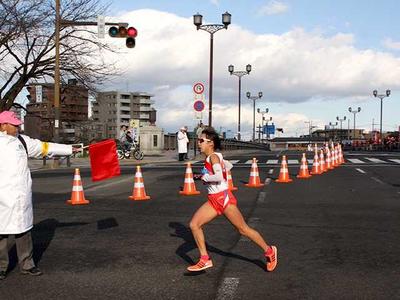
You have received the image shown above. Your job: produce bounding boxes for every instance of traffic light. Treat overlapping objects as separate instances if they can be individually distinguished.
[108,26,138,48]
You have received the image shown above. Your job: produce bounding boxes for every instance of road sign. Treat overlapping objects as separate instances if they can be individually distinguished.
[193,82,204,94]
[193,100,205,112]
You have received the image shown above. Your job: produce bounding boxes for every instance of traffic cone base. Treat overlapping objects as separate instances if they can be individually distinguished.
[180,163,201,195]
[246,158,264,187]
[129,166,151,201]
[67,168,89,205]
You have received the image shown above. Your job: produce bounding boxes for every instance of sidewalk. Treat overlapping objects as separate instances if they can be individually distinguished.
[28,149,263,171]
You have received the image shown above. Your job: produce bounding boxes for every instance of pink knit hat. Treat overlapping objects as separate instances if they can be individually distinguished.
[0,111,23,125]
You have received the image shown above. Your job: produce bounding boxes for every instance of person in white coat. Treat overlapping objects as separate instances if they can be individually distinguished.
[0,111,78,280]
[177,127,189,161]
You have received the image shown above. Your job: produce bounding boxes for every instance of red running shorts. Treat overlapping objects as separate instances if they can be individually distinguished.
[207,190,237,215]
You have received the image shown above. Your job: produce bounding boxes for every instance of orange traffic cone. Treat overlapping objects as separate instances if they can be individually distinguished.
[129,166,150,200]
[67,168,89,205]
[245,158,264,187]
[331,145,337,167]
[319,149,326,172]
[276,155,293,183]
[326,148,333,170]
[179,163,201,195]
[297,153,311,179]
[227,170,238,191]
[310,151,322,175]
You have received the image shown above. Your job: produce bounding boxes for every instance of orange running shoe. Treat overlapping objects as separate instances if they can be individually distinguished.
[187,259,213,272]
[265,246,278,272]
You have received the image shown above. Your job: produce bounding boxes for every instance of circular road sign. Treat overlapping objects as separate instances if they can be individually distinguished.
[193,82,205,94]
[193,100,205,112]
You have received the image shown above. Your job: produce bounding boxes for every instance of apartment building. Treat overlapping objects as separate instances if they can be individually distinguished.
[92,91,156,139]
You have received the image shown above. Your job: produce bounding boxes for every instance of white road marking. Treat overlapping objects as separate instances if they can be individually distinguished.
[287,160,299,164]
[244,160,253,164]
[389,159,400,164]
[229,160,240,164]
[356,168,366,174]
[307,159,314,164]
[266,159,278,164]
[365,157,387,163]
[371,177,384,184]
[347,159,365,164]
[216,278,240,300]
[268,169,274,174]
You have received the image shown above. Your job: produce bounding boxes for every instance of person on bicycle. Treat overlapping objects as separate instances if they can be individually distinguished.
[119,125,132,152]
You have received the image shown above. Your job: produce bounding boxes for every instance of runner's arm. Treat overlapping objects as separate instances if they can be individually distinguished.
[202,154,223,182]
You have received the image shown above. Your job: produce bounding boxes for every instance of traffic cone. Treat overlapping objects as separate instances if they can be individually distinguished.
[326,148,333,170]
[310,151,322,175]
[179,163,201,195]
[276,155,293,183]
[331,145,337,167]
[67,168,89,205]
[129,166,150,200]
[245,158,264,187]
[227,170,238,191]
[319,149,326,172]
[297,153,311,179]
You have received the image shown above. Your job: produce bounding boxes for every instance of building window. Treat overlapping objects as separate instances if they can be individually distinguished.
[153,135,158,147]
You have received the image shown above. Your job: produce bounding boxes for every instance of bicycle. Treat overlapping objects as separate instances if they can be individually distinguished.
[117,140,144,160]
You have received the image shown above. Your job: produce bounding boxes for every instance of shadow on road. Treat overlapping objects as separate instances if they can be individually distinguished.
[169,222,265,272]
[6,218,89,272]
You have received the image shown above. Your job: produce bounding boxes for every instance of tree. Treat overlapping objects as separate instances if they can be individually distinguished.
[0,0,117,112]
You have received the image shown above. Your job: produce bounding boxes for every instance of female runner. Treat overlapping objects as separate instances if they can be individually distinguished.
[187,127,277,272]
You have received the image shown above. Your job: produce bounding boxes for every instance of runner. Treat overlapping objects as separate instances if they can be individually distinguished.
[187,126,277,272]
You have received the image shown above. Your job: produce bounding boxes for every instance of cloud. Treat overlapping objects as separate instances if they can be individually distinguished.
[98,9,400,136]
[210,0,219,6]
[383,38,400,50]
[259,1,289,16]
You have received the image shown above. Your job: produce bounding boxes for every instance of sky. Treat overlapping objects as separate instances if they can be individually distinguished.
[95,0,400,139]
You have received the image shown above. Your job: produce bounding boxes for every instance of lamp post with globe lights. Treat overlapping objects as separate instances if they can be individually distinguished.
[193,12,231,127]
[348,107,361,140]
[246,91,263,141]
[372,89,391,145]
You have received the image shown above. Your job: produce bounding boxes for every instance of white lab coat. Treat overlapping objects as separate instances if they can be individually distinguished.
[177,131,189,154]
[0,132,72,234]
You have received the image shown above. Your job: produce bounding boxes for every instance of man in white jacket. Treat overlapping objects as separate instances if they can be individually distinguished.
[0,111,78,280]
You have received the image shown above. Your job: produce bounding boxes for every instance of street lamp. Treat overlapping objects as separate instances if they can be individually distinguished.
[372,89,391,145]
[194,12,231,127]
[246,91,263,141]
[329,121,338,142]
[348,107,361,140]
[257,107,269,142]
[336,115,346,142]
[228,64,251,140]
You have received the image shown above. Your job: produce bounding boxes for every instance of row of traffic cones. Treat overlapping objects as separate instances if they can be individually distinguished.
[65,142,344,204]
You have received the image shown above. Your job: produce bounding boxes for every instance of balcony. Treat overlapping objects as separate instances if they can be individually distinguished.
[119,114,131,119]
[139,106,153,112]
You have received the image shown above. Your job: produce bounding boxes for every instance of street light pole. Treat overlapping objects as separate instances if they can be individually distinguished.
[228,64,251,140]
[336,116,346,143]
[372,89,391,145]
[348,107,361,140]
[329,121,338,142]
[54,0,61,142]
[194,12,231,127]
[246,91,263,141]
[257,108,269,142]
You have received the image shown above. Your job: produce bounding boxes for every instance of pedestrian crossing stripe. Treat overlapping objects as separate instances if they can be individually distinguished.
[266,160,278,164]
[229,160,240,164]
[389,159,400,164]
[287,160,298,164]
[365,157,386,163]
[347,159,365,164]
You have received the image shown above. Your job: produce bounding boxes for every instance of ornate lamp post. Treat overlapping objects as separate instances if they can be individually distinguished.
[193,12,231,127]
[348,107,361,140]
[228,64,251,140]
[372,89,391,145]
[246,91,263,141]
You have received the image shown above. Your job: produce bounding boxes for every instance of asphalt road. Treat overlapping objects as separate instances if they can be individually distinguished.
[1,150,399,299]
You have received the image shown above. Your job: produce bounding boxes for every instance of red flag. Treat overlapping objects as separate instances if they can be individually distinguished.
[88,139,120,181]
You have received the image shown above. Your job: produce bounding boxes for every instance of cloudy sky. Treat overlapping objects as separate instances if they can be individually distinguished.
[99,0,400,139]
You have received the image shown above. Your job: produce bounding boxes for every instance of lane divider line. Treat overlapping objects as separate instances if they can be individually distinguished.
[356,168,366,174]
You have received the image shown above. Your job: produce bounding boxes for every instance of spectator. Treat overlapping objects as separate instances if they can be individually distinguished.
[0,111,79,280]
[177,127,189,161]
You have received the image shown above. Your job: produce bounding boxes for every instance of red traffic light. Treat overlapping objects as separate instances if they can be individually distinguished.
[127,27,138,38]
[126,37,136,48]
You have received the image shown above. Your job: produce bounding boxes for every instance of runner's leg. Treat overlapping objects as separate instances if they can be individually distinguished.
[223,204,269,252]
[189,201,218,256]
